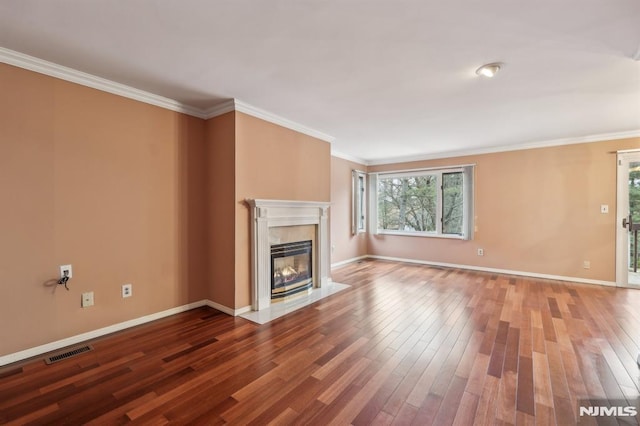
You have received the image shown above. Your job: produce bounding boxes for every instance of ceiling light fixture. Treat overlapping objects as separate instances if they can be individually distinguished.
[475,62,502,78]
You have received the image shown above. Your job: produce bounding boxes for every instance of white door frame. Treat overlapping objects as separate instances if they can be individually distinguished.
[616,151,640,287]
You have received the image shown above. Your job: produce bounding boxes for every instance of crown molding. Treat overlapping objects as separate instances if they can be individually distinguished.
[0,47,207,118]
[235,100,335,143]
[365,130,640,166]
[0,47,336,143]
[203,99,236,118]
[204,99,336,143]
[331,150,367,165]
[3,47,636,159]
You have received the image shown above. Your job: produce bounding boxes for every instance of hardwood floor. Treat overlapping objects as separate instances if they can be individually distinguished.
[2,259,640,425]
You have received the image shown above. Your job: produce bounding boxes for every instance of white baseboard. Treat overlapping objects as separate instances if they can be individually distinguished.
[0,298,253,367]
[331,255,369,269]
[205,300,251,316]
[235,305,252,315]
[0,256,615,367]
[367,255,617,287]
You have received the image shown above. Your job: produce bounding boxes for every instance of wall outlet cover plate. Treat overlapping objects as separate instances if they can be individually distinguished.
[60,264,73,278]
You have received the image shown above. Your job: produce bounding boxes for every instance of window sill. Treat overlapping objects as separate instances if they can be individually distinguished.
[376,230,466,240]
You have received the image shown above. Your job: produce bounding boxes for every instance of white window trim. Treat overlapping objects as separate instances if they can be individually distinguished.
[352,170,367,235]
[369,173,378,235]
[377,230,466,239]
[370,164,475,240]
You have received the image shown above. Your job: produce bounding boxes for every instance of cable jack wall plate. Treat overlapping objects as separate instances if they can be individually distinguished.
[81,292,94,308]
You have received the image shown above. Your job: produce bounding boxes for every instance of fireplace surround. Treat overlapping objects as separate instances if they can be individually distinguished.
[247,199,330,311]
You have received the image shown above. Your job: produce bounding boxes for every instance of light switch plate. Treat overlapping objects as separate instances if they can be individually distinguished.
[600,204,609,213]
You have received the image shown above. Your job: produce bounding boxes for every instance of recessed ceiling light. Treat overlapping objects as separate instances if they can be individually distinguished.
[475,63,502,78]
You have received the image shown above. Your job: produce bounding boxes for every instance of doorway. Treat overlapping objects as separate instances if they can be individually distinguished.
[616,151,640,287]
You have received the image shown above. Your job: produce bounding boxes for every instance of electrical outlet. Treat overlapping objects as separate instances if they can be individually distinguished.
[583,260,591,269]
[122,284,132,298]
[477,248,484,256]
[81,292,94,307]
[59,264,73,279]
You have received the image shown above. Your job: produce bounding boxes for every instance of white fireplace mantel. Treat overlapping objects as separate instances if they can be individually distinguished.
[247,199,331,311]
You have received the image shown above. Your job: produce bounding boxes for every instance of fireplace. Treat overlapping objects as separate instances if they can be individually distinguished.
[247,199,330,311]
[271,240,312,300]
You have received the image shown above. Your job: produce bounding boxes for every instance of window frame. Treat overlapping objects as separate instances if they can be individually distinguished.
[371,165,474,240]
[352,170,367,235]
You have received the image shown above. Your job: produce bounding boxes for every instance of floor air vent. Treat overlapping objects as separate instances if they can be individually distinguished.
[44,344,93,365]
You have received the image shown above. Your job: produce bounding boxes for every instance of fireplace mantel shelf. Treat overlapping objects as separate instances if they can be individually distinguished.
[247,199,331,311]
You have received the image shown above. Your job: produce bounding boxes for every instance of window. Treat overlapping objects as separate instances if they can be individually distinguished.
[442,172,464,235]
[371,166,474,239]
[352,170,366,234]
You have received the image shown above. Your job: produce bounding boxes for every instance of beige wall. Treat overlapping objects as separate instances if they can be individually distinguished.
[0,64,330,356]
[0,63,207,356]
[235,112,331,308]
[330,156,368,264]
[204,112,236,308]
[368,138,640,282]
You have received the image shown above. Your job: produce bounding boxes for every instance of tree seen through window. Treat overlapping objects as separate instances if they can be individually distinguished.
[378,171,465,235]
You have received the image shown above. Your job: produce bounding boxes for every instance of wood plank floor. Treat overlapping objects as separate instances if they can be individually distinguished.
[2,259,640,425]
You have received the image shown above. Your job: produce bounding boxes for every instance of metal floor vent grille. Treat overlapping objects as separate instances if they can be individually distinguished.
[44,344,93,365]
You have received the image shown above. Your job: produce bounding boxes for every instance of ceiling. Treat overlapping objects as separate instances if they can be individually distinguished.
[1,0,639,164]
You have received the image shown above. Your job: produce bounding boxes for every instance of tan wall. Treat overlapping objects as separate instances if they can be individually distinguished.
[234,112,331,308]
[330,156,368,264]
[0,64,207,356]
[204,112,236,308]
[368,137,640,281]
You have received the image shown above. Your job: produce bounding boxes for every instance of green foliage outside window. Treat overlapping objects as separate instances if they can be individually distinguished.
[377,171,464,235]
[378,175,437,232]
[442,172,464,235]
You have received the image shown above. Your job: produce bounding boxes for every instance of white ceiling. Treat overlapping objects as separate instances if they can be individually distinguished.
[1,0,639,163]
